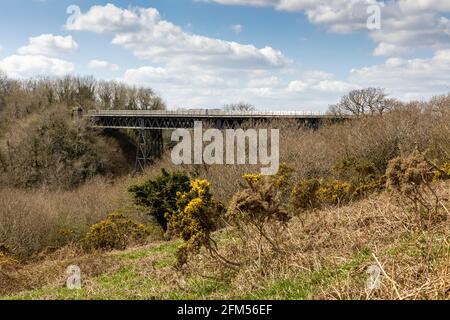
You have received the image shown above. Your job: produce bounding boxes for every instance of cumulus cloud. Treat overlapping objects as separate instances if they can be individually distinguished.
[206,0,450,56]
[288,70,357,93]
[88,59,120,71]
[66,4,289,69]
[53,2,450,109]
[0,55,74,78]
[119,63,356,109]
[350,49,450,99]
[17,34,78,57]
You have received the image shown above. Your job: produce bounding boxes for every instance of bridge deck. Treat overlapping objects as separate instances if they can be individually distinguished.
[85,110,347,130]
[86,110,336,118]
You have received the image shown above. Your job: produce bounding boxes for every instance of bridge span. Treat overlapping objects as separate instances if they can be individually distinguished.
[84,109,347,170]
[85,109,342,130]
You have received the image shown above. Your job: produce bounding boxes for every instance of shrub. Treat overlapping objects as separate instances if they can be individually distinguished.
[227,174,291,267]
[334,157,379,182]
[434,162,450,181]
[386,150,441,218]
[291,179,321,211]
[83,212,149,251]
[0,251,19,270]
[128,169,191,230]
[317,180,352,206]
[351,175,386,199]
[166,179,226,268]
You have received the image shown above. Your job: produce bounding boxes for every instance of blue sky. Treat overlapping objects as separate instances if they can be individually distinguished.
[1,0,450,110]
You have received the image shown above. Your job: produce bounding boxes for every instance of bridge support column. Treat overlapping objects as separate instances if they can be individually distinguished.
[135,129,163,171]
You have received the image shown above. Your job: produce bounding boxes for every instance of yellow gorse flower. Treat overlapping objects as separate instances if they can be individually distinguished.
[190,179,210,197]
[242,174,262,184]
[184,197,204,215]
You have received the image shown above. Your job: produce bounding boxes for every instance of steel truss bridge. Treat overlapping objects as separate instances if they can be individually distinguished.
[85,109,346,170]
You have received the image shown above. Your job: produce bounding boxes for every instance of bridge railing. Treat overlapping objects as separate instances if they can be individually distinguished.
[86,109,331,117]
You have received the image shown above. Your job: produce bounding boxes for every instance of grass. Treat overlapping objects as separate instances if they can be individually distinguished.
[1,181,449,300]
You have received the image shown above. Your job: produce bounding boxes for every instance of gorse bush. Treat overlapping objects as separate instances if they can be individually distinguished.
[128,169,191,230]
[317,180,352,206]
[227,174,290,267]
[434,162,450,181]
[291,179,321,211]
[291,178,355,211]
[83,212,149,251]
[351,175,386,199]
[386,149,442,219]
[166,179,226,268]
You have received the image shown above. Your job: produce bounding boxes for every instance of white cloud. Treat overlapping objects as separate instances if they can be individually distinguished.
[288,70,357,93]
[206,0,450,56]
[0,55,74,78]
[350,49,450,99]
[17,34,78,57]
[88,59,120,71]
[66,4,289,69]
[120,63,355,109]
[230,24,243,33]
[56,2,450,110]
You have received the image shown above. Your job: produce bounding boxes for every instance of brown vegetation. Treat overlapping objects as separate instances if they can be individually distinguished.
[0,84,449,300]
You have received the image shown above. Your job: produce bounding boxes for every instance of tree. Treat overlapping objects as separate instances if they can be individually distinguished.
[223,102,255,112]
[128,169,191,230]
[328,88,394,116]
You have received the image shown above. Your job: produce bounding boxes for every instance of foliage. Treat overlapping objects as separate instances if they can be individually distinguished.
[166,179,225,268]
[434,162,450,181]
[386,149,441,218]
[227,174,291,267]
[291,178,354,212]
[317,180,352,206]
[291,179,321,210]
[83,212,149,251]
[0,251,19,270]
[334,157,379,182]
[0,73,166,189]
[351,176,386,199]
[128,169,191,230]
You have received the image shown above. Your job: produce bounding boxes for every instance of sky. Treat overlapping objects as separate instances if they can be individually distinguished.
[0,0,450,111]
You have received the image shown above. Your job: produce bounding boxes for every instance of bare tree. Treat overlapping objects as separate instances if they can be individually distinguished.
[328,88,394,116]
[223,102,255,112]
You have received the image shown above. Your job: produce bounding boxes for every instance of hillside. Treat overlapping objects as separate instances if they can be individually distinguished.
[1,180,449,300]
[1,82,449,300]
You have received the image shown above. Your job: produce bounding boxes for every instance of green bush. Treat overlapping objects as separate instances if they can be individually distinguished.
[83,212,149,251]
[128,169,191,230]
